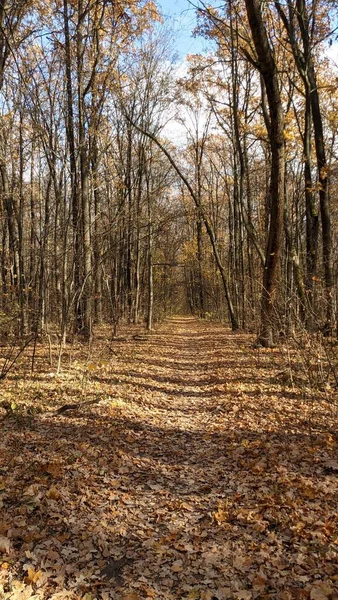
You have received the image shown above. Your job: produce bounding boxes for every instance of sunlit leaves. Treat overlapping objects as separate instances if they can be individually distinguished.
[1,318,338,599]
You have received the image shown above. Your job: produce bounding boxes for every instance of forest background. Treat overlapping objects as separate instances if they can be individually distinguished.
[1,3,338,598]
[0,0,338,349]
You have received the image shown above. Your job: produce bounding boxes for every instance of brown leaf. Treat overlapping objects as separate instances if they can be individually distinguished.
[310,583,333,600]
[0,536,13,554]
[172,560,183,573]
[235,592,252,600]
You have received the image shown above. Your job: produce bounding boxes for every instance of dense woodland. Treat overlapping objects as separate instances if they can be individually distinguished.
[0,0,337,347]
[2,3,338,598]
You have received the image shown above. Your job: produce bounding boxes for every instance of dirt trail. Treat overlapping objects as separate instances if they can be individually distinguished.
[1,317,338,600]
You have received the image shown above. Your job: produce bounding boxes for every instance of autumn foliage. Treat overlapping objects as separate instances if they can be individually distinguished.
[1,318,338,599]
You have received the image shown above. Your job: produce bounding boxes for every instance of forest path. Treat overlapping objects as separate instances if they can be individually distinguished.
[1,318,338,600]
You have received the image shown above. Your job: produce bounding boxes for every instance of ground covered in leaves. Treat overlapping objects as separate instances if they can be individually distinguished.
[1,317,338,600]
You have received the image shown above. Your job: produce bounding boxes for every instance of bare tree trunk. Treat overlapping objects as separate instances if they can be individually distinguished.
[0,141,20,310]
[303,92,319,328]
[245,0,285,347]
[147,178,153,331]
[196,213,204,317]
[18,106,27,334]
[307,63,333,332]
[133,148,143,324]
[296,0,333,331]
[275,0,333,331]
[63,0,80,334]
[77,0,92,338]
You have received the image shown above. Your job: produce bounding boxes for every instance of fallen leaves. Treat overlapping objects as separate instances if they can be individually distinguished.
[0,536,13,554]
[171,560,183,573]
[309,582,335,600]
[0,318,338,599]
[23,566,44,585]
[212,501,230,525]
[235,592,252,600]
[5,580,36,600]
[45,485,62,500]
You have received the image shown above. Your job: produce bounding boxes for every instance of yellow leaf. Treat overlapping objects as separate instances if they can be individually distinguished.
[98,360,109,367]
[10,580,25,593]
[26,567,43,584]
[213,503,229,524]
[46,486,61,500]
[122,594,139,600]
[302,485,315,499]
[143,588,157,598]
[187,590,200,600]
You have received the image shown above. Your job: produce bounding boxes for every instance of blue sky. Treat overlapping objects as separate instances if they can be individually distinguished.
[156,1,338,65]
[157,0,209,58]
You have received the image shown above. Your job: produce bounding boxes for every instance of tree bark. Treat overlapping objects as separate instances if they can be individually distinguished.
[275,0,333,331]
[63,0,81,333]
[244,0,285,346]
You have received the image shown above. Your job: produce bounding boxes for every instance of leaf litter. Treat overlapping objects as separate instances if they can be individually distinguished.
[0,317,338,600]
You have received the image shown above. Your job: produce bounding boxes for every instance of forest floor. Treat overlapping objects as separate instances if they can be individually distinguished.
[0,317,338,600]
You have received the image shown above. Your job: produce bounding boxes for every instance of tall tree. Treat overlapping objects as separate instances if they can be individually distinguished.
[243,0,285,346]
[0,1,34,334]
[275,0,334,331]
